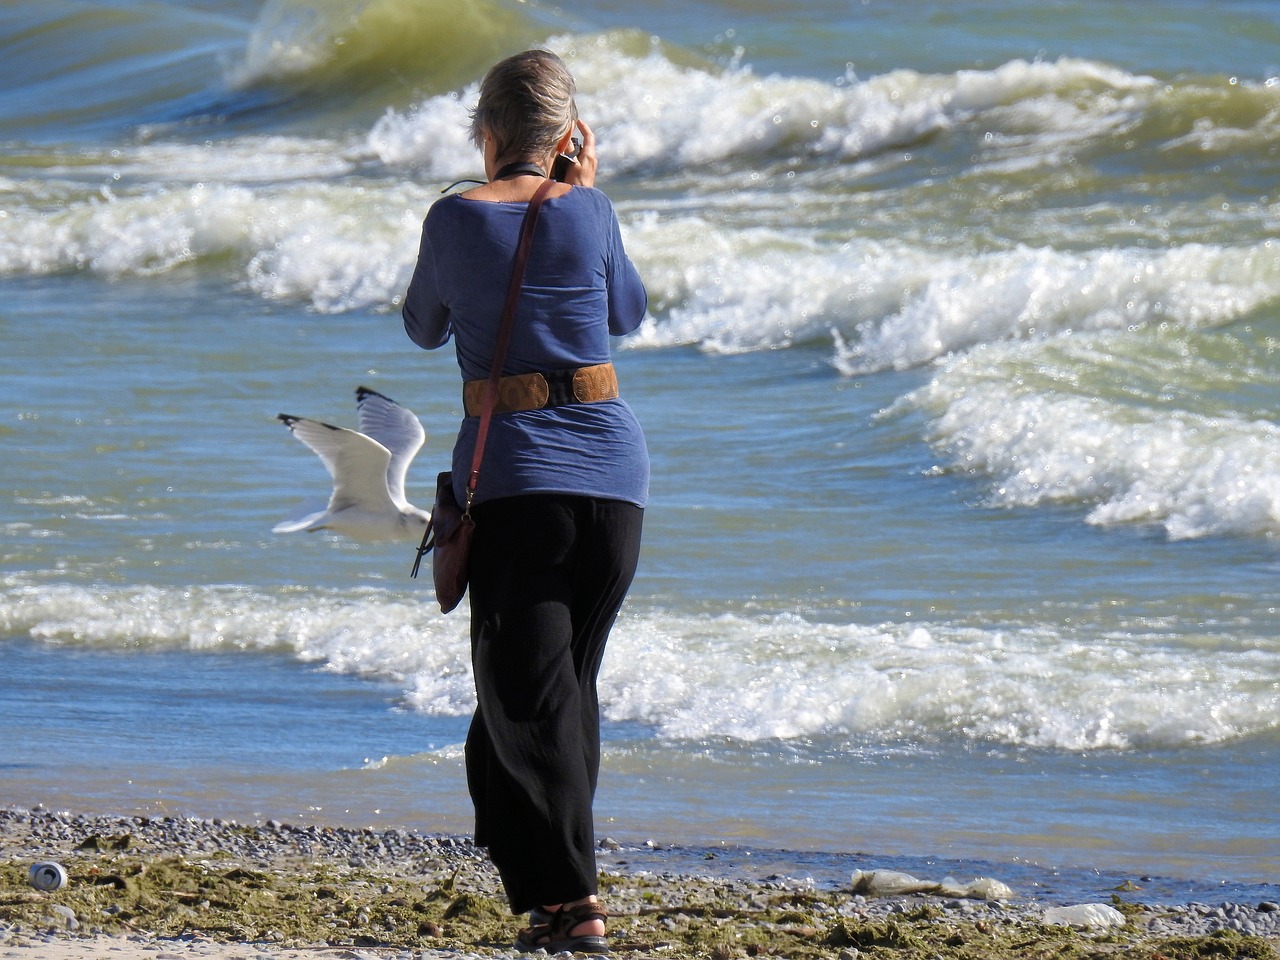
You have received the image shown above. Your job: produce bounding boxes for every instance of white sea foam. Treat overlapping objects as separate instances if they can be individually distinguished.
[0,579,476,705]
[368,40,1170,174]
[4,579,1276,751]
[832,240,1280,372]
[366,94,476,173]
[0,173,433,312]
[899,333,1280,539]
[623,217,1280,365]
[4,42,1274,331]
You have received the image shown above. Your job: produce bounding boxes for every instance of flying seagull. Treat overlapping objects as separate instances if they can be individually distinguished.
[274,386,431,542]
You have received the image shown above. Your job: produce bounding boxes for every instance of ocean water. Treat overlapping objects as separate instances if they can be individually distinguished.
[3,0,1279,906]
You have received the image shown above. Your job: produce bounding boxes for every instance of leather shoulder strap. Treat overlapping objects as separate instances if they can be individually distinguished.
[465,178,556,506]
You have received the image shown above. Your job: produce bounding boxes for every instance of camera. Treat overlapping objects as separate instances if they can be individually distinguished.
[552,137,582,181]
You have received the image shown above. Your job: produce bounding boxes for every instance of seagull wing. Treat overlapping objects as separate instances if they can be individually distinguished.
[277,414,396,514]
[354,386,426,506]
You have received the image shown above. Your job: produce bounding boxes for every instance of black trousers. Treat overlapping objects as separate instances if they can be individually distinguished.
[464,494,643,913]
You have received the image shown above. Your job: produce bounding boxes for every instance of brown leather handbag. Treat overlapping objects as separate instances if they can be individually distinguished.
[411,178,554,613]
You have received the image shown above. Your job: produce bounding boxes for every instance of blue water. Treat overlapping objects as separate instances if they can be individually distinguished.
[2,0,1279,903]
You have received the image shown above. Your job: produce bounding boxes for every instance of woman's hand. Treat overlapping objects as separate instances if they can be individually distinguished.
[562,119,597,188]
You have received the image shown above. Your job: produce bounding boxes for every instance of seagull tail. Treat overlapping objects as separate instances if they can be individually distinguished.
[272,505,331,534]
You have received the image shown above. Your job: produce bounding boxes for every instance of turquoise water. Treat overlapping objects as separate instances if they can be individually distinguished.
[2,0,1278,898]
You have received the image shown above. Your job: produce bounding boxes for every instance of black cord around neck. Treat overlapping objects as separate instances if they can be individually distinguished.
[493,161,547,181]
[440,161,548,195]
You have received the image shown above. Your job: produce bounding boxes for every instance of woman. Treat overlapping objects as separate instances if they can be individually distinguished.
[401,49,648,954]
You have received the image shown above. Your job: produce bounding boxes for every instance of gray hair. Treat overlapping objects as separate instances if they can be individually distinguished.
[469,49,578,163]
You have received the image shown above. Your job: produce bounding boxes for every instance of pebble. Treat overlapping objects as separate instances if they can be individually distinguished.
[1042,903,1126,930]
[45,905,78,931]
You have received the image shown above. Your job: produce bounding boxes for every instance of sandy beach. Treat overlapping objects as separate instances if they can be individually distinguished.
[2,807,1277,960]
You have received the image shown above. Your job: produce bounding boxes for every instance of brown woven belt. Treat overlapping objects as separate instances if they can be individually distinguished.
[463,362,619,417]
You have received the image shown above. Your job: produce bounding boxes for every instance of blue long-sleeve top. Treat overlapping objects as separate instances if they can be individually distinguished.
[402,185,650,508]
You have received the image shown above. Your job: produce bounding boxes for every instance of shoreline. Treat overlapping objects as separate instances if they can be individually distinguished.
[2,807,1277,959]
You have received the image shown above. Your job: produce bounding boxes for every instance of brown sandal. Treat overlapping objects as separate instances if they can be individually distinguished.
[515,901,609,954]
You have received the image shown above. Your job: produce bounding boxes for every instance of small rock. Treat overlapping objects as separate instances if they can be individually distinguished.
[1042,903,1126,931]
[47,905,78,931]
[940,876,1015,902]
[851,869,937,896]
